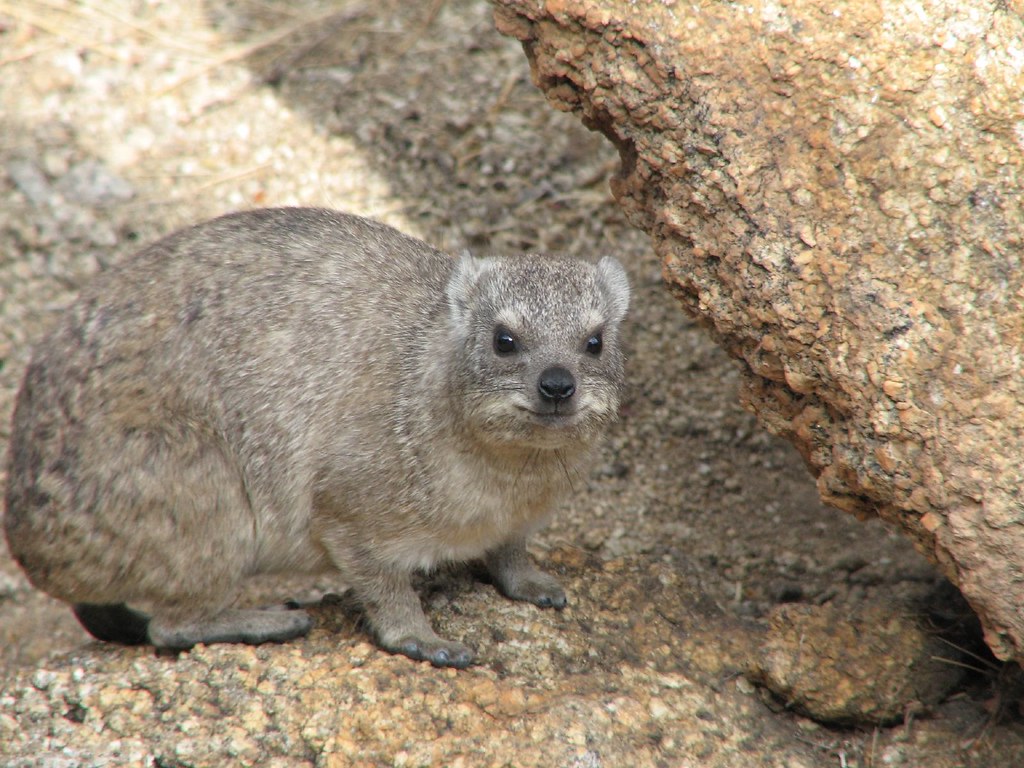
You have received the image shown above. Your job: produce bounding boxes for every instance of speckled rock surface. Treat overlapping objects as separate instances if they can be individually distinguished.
[1,552,815,767]
[493,0,1024,663]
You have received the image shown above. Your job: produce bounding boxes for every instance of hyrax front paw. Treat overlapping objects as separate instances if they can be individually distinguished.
[381,634,475,668]
[485,540,568,610]
[356,571,476,668]
[502,571,568,610]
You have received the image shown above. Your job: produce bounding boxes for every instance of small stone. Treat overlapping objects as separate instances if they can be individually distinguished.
[55,159,135,206]
[796,224,817,247]
[6,158,53,206]
[31,669,56,691]
[748,602,964,724]
[928,106,948,128]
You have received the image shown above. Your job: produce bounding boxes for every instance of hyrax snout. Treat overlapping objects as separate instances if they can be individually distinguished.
[3,207,630,667]
[538,365,576,403]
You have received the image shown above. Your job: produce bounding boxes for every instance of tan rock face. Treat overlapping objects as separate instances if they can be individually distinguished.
[494,0,1024,661]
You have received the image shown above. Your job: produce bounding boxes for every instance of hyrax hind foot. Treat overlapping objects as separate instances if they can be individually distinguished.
[148,607,313,650]
[74,603,313,649]
[73,603,151,645]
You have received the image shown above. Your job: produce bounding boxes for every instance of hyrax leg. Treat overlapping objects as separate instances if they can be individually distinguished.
[485,538,567,609]
[365,570,475,669]
[43,417,311,650]
[117,425,313,649]
[334,553,474,668]
[73,602,312,649]
[147,607,313,650]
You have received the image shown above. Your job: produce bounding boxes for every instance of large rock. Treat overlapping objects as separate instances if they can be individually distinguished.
[493,0,1024,661]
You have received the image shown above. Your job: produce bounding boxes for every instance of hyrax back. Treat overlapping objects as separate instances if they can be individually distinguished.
[4,207,630,667]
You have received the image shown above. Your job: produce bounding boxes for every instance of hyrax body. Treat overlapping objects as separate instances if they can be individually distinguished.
[4,207,629,667]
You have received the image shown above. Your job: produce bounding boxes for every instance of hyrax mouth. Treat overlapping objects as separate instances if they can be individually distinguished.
[515,405,580,425]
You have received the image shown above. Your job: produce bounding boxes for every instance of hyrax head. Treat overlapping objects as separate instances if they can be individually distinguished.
[445,254,630,449]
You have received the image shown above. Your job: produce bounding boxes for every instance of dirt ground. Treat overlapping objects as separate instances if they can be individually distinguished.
[2,0,1024,765]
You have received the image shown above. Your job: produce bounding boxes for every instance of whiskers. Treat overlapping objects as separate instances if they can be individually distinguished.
[511,447,584,495]
[554,449,582,495]
[466,384,527,396]
[512,448,544,491]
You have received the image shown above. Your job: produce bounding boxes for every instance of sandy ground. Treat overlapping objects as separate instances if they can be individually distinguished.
[2,0,1023,765]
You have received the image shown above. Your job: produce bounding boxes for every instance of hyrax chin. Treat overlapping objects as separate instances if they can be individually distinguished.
[4,207,630,668]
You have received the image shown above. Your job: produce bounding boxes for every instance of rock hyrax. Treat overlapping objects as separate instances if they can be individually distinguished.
[4,207,630,667]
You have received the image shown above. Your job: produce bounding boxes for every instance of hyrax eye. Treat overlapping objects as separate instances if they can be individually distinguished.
[585,332,603,356]
[493,326,519,356]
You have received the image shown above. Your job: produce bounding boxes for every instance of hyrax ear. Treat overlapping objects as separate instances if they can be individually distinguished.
[446,254,489,329]
[596,256,631,323]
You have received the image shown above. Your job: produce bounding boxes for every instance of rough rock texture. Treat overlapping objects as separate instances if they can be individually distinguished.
[493,0,1024,662]
[1,551,819,767]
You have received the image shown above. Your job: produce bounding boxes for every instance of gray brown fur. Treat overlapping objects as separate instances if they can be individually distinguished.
[3,208,630,667]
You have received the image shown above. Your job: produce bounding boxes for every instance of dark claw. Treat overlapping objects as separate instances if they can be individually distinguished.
[389,638,474,668]
[535,592,568,610]
[435,646,473,669]
[398,640,423,659]
[529,590,567,610]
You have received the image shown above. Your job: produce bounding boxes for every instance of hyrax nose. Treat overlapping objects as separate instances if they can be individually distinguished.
[538,366,576,403]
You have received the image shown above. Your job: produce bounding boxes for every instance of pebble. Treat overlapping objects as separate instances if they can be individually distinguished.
[6,158,53,206]
[55,159,135,206]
